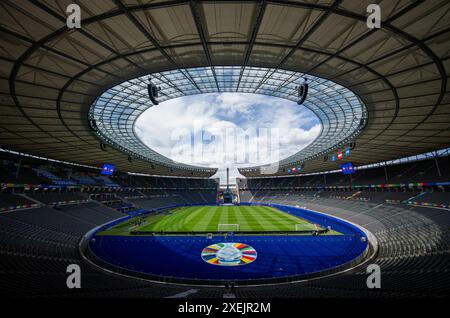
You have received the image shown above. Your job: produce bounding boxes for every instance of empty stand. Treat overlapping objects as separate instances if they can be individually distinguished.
[0,155,449,298]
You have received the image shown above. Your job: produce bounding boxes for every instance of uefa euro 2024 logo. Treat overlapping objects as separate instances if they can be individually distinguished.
[201,242,257,266]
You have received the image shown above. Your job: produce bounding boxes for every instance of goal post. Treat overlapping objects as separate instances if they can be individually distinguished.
[295,223,318,231]
[218,224,239,232]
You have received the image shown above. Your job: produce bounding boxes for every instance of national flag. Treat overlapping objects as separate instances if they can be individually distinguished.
[345,148,351,156]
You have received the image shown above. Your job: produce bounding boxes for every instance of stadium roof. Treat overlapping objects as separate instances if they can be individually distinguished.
[0,0,449,178]
[90,66,366,171]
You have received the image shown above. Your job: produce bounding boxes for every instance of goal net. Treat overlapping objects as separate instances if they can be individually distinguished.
[295,223,318,231]
[218,224,239,232]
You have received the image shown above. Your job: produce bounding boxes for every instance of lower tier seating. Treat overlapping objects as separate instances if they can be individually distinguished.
[0,192,449,298]
[236,191,450,297]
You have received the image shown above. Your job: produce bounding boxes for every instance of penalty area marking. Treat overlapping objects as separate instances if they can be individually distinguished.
[218,224,240,232]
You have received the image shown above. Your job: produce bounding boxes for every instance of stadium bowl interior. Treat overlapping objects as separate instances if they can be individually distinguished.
[0,0,449,298]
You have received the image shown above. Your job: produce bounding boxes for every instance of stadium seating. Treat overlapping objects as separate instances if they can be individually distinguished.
[0,200,228,298]
[0,155,449,297]
[70,175,98,185]
[234,191,450,297]
[0,163,46,184]
[1,185,448,297]
[0,193,36,209]
[240,156,450,189]
[33,167,76,186]
[28,192,88,205]
[129,189,217,210]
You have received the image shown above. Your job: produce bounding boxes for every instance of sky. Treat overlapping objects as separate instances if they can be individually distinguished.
[134,93,321,185]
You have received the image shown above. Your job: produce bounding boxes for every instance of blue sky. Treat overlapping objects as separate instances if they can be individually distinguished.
[135,93,321,184]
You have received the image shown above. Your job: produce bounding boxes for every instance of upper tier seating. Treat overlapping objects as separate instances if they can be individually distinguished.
[70,175,98,185]
[240,156,450,189]
[33,168,75,186]
[93,176,119,187]
[0,164,46,184]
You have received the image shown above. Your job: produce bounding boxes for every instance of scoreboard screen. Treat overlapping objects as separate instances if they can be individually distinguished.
[101,163,115,176]
[341,162,355,175]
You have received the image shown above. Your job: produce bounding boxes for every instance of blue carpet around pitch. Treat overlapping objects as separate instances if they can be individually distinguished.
[89,234,367,281]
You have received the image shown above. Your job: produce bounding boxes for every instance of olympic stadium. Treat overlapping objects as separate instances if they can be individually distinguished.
[0,0,449,300]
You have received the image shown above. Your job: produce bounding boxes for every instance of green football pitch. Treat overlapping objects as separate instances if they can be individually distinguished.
[98,205,340,235]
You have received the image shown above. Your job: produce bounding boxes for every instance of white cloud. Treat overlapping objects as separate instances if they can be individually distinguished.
[135,93,321,184]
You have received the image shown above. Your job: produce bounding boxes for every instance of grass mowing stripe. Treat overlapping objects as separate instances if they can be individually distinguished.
[165,208,184,231]
[244,206,279,230]
[234,206,251,231]
[97,205,340,235]
[253,206,295,231]
[240,206,266,231]
[272,208,314,228]
[144,207,192,231]
[263,206,312,226]
[153,209,180,231]
[151,209,177,231]
[141,214,167,231]
[205,206,222,231]
[184,206,206,231]
[218,206,230,229]
[267,208,304,228]
[228,206,239,226]
[189,207,214,231]
[184,206,207,224]
[267,207,318,231]
[272,208,313,224]
[174,207,202,231]
[188,206,214,231]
